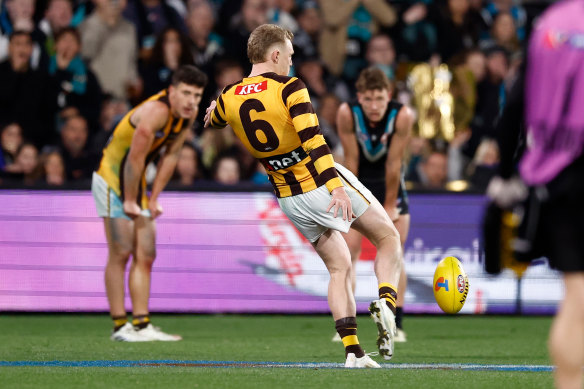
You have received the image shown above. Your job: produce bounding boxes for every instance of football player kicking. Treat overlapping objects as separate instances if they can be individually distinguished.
[204,24,402,367]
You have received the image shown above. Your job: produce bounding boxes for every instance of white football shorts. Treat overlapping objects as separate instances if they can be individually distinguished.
[277,162,375,243]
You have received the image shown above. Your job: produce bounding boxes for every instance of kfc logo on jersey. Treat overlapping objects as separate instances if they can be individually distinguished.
[235,81,267,95]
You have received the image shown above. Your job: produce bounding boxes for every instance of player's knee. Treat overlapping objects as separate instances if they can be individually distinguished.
[373,228,401,253]
[110,242,133,262]
[327,256,352,277]
[138,247,157,265]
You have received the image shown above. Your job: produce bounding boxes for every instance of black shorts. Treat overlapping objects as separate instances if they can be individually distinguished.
[360,177,409,215]
[534,156,584,272]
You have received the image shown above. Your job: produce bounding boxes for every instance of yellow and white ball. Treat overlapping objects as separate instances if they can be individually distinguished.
[433,256,469,314]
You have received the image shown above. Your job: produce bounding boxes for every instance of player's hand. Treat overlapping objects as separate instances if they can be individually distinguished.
[148,199,163,219]
[327,187,356,222]
[203,101,217,128]
[123,201,141,219]
[385,206,400,222]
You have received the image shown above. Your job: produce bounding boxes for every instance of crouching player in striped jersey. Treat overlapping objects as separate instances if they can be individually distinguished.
[92,65,207,342]
[204,24,402,367]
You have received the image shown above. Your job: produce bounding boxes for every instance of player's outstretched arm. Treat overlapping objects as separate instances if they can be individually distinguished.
[384,106,413,221]
[336,102,359,175]
[123,101,168,218]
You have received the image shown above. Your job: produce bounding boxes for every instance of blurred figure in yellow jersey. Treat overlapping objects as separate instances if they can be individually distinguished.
[92,65,207,342]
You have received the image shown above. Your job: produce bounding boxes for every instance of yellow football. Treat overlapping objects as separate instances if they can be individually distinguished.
[433,256,469,314]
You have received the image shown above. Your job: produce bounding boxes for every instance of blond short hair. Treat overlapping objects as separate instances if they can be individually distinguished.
[247,24,294,64]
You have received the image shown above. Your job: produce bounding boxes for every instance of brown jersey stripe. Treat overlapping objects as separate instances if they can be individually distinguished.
[213,107,227,124]
[222,79,241,94]
[157,93,170,106]
[118,150,129,205]
[262,72,292,84]
[290,102,315,118]
[309,144,333,161]
[298,125,320,143]
[318,167,339,185]
[218,95,225,114]
[282,79,305,106]
[267,174,281,197]
[282,170,303,196]
[212,117,226,128]
[305,160,324,187]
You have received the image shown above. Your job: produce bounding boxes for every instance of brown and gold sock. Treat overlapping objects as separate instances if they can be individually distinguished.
[112,315,128,332]
[335,317,365,358]
[379,282,398,315]
[132,315,151,330]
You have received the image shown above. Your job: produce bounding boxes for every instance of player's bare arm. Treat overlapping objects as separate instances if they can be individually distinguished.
[336,102,360,175]
[383,106,413,221]
[123,101,169,218]
[149,120,192,218]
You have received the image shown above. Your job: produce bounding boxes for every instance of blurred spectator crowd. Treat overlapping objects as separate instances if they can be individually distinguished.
[0,0,548,192]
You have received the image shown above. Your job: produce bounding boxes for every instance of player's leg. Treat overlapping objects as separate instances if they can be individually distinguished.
[394,214,410,342]
[103,216,143,340]
[93,172,146,341]
[131,215,181,341]
[343,228,363,294]
[312,229,378,368]
[104,216,134,317]
[549,272,584,389]
[332,228,363,342]
[312,229,354,321]
[351,200,402,294]
[129,215,156,318]
[351,200,402,360]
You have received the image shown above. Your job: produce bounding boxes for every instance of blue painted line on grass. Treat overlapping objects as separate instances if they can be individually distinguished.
[0,360,554,371]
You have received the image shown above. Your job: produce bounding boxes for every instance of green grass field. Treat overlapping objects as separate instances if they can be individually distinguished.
[0,314,554,388]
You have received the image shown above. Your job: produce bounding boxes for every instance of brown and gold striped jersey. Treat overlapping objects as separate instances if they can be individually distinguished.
[210,72,342,198]
[97,90,187,208]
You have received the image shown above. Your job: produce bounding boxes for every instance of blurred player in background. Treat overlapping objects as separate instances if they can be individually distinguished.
[92,65,207,341]
[336,67,413,343]
[488,1,584,387]
[205,24,403,367]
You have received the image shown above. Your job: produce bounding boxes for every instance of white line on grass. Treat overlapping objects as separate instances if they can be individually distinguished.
[0,360,554,371]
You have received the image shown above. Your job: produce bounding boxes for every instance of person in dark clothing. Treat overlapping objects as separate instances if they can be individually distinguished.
[122,0,186,57]
[435,0,481,63]
[222,0,268,73]
[465,44,509,159]
[58,114,98,181]
[48,27,102,136]
[139,26,194,100]
[0,31,56,149]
